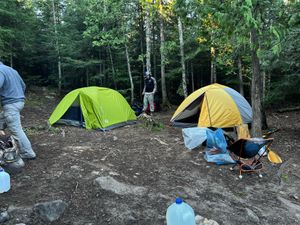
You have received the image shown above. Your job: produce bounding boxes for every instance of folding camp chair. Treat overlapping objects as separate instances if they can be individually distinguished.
[227,138,274,179]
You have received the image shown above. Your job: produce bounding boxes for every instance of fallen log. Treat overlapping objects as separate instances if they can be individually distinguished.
[277,106,300,113]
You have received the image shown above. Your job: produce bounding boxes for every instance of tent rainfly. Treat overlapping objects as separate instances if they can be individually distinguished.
[48,86,136,131]
[170,83,253,128]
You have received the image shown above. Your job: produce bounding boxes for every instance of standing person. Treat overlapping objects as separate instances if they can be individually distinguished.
[0,61,36,160]
[142,71,157,116]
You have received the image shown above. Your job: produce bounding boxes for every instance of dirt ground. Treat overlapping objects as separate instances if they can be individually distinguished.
[0,88,300,225]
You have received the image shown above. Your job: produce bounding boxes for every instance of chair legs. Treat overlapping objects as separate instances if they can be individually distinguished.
[230,159,264,179]
[228,138,273,179]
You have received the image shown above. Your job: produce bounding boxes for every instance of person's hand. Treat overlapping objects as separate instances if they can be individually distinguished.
[0,130,5,136]
[142,92,145,95]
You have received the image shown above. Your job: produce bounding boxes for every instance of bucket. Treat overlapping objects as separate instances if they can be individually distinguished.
[0,167,10,193]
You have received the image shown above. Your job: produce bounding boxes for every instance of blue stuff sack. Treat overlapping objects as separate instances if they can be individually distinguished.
[206,128,227,153]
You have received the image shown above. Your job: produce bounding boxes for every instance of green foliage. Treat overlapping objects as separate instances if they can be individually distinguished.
[138,116,165,131]
[281,173,289,183]
[151,122,165,131]
[24,125,48,136]
[48,126,61,134]
[0,0,298,108]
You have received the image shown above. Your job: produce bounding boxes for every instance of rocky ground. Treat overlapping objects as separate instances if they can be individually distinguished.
[0,88,299,225]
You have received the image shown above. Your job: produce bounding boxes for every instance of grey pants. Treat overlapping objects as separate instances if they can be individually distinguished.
[0,102,35,156]
[143,93,154,112]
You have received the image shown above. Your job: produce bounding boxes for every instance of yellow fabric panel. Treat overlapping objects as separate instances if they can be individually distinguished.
[236,124,251,139]
[198,89,242,127]
[171,83,227,121]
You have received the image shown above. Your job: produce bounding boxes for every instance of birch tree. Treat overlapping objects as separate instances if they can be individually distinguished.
[158,0,170,107]
[144,9,152,74]
[177,16,188,98]
[51,0,62,93]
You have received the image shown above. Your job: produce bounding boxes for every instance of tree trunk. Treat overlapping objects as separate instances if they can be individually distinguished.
[237,56,244,96]
[210,47,216,83]
[145,11,151,74]
[261,70,268,130]
[159,1,170,108]
[9,51,13,67]
[178,17,188,98]
[262,70,266,100]
[267,72,271,94]
[210,60,216,83]
[98,49,102,86]
[108,46,117,89]
[139,4,145,99]
[152,30,157,79]
[58,56,62,89]
[191,63,195,92]
[103,48,107,86]
[52,0,62,93]
[250,28,263,137]
[125,44,134,104]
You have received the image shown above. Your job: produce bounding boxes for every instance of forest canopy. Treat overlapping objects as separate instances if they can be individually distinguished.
[0,0,299,108]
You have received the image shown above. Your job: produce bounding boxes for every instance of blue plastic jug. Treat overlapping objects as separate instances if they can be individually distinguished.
[0,167,10,193]
[166,198,196,225]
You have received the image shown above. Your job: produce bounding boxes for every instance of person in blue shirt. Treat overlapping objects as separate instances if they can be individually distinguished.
[142,71,157,116]
[0,61,36,160]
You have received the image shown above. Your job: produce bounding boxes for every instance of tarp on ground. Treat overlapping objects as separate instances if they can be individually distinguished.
[182,127,208,150]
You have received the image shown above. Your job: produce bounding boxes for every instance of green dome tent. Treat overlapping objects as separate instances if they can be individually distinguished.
[48,87,136,131]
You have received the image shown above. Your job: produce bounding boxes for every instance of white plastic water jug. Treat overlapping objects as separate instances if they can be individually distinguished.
[166,198,196,225]
[0,167,10,193]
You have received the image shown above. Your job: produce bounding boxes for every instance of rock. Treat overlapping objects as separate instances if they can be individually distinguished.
[245,208,260,224]
[195,215,205,224]
[124,215,137,225]
[0,211,10,223]
[277,196,300,215]
[203,218,219,225]
[33,200,68,222]
[291,195,299,200]
[7,205,32,223]
[94,176,147,196]
[195,215,219,225]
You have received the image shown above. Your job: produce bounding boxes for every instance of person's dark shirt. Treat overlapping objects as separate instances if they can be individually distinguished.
[144,77,156,93]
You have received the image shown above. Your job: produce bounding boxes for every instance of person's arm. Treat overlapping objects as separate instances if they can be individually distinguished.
[142,83,146,95]
[152,77,157,94]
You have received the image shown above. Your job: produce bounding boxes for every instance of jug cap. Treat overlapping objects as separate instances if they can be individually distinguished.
[0,168,4,172]
[175,198,183,204]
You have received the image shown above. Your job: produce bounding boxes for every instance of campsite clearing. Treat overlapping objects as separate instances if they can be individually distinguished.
[0,88,300,225]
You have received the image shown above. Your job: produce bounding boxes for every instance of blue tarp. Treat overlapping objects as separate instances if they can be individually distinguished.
[182,127,208,150]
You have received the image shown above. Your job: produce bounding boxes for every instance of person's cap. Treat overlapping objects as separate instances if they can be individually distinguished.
[144,71,151,77]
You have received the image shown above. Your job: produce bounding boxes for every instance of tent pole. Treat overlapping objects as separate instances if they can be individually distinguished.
[205,94,213,127]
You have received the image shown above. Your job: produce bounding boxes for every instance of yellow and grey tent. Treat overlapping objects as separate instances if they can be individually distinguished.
[170,83,252,128]
[49,86,136,131]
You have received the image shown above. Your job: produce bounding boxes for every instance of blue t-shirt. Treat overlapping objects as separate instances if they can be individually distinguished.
[0,62,26,106]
